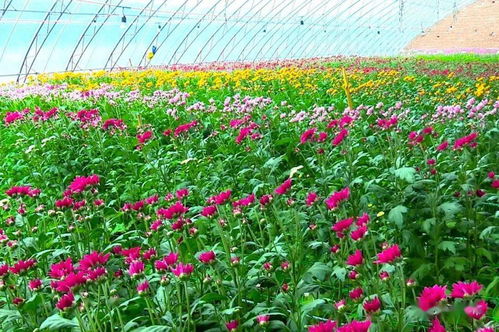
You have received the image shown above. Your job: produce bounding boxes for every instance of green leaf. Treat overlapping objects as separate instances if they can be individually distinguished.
[438,241,457,254]
[40,314,78,330]
[438,202,462,219]
[388,205,408,228]
[331,266,347,281]
[132,326,171,332]
[394,167,416,183]
[112,223,127,234]
[404,305,428,324]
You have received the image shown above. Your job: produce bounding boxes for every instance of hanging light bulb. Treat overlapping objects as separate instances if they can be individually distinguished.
[120,7,127,29]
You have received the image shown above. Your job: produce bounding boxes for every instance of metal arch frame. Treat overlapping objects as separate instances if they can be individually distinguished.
[233,0,301,61]
[237,0,304,62]
[267,0,343,61]
[0,0,32,62]
[209,0,277,63]
[298,0,388,58]
[280,0,346,60]
[264,0,334,61]
[193,0,255,63]
[137,0,192,68]
[66,0,123,71]
[293,0,366,59]
[220,0,291,63]
[104,0,158,70]
[0,0,14,20]
[107,0,168,70]
[166,0,229,65]
[177,0,245,64]
[17,0,74,83]
[247,0,313,62]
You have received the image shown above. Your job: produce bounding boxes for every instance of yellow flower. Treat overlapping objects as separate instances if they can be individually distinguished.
[377,211,385,217]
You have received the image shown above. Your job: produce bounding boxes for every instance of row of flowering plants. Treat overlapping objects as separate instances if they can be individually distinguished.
[0,57,498,331]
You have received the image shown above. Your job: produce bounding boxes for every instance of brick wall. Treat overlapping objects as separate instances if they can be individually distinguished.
[404,0,499,54]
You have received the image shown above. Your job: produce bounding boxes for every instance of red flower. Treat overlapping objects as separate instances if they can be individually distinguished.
[375,244,401,264]
[137,131,153,144]
[143,248,157,261]
[198,251,216,264]
[232,193,255,207]
[5,185,40,197]
[102,118,126,131]
[346,250,363,266]
[28,279,42,291]
[436,141,449,151]
[337,320,371,332]
[0,264,10,278]
[78,251,109,272]
[176,188,189,200]
[305,192,318,206]
[259,194,273,206]
[55,196,73,209]
[453,132,478,150]
[363,297,381,313]
[429,318,446,332]
[10,259,36,274]
[157,201,189,219]
[174,120,198,137]
[68,175,100,194]
[275,178,292,195]
[155,253,179,271]
[451,281,483,298]
[325,187,350,210]
[256,315,270,325]
[492,180,499,189]
[464,300,488,320]
[52,272,87,292]
[417,285,447,311]
[308,320,336,332]
[356,213,370,226]
[128,261,145,277]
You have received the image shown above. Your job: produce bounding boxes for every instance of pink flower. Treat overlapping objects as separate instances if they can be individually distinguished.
[102,118,126,131]
[436,141,449,151]
[259,194,273,206]
[487,171,495,179]
[475,328,494,332]
[5,185,41,197]
[453,132,478,150]
[174,120,198,137]
[451,281,483,298]
[232,194,255,207]
[208,190,232,205]
[225,320,238,331]
[275,178,292,195]
[78,251,109,272]
[143,248,157,261]
[128,261,145,277]
[176,188,189,200]
[337,320,371,332]
[137,131,153,144]
[256,315,270,325]
[325,187,350,210]
[346,250,363,266]
[429,318,446,332]
[157,201,189,219]
[308,320,336,332]
[300,128,317,144]
[52,272,87,292]
[56,196,73,209]
[171,263,194,278]
[137,280,150,294]
[418,285,447,311]
[464,300,488,320]
[262,262,273,271]
[350,225,368,241]
[356,213,370,226]
[68,175,100,194]
[50,258,74,279]
[349,287,363,300]
[379,271,390,280]
[334,299,346,311]
[375,244,401,264]
[305,192,318,206]
[56,292,75,310]
[330,245,340,254]
[155,253,179,271]
[10,259,36,274]
[332,129,349,146]
[201,205,217,217]
[150,219,163,231]
[4,111,25,125]
[363,297,381,313]
[28,279,42,291]
[198,251,216,264]
[492,180,499,189]
[332,217,354,233]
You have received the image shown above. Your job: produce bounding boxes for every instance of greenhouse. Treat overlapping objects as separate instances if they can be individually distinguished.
[0,0,498,331]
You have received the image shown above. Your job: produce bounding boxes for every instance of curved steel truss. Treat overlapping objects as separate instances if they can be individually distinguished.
[0,0,476,81]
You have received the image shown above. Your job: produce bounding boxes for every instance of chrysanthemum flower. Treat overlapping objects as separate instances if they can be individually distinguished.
[346,250,364,266]
[308,320,336,332]
[451,281,483,298]
[464,300,488,320]
[375,244,401,264]
[417,285,447,311]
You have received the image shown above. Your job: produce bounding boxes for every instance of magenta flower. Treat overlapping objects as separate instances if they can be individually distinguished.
[325,187,350,210]
[208,190,232,205]
[171,263,194,278]
[308,320,336,332]
[128,261,145,277]
[256,315,270,325]
[225,320,238,331]
[201,205,217,217]
[68,175,100,194]
[5,185,41,197]
[363,297,381,313]
[305,192,318,206]
[300,128,318,144]
[429,318,446,332]
[349,287,363,300]
[418,285,447,311]
[451,281,483,298]
[50,258,74,279]
[350,225,368,241]
[331,217,354,233]
[464,300,488,320]
[198,251,216,264]
[375,244,401,264]
[274,178,292,195]
[436,141,449,151]
[56,292,75,311]
[9,259,36,275]
[346,250,363,266]
[28,279,42,291]
[78,251,109,272]
[137,280,150,294]
[337,320,371,332]
[453,132,478,150]
[332,129,349,146]
[232,193,255,207]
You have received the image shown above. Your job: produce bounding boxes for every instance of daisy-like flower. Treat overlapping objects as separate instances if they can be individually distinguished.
[417,285,447,311]
[171,263,194,279]
[464,300,488,320]
[128,261,145,277]
[349,287,363,300]
[56,292,75,311]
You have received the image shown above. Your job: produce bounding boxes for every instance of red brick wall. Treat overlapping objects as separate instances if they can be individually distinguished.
[404,0,499,54]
